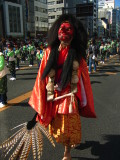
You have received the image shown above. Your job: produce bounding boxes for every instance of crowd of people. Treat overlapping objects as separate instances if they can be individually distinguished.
[0,38,47,108]
[87,38,120,74]
[0,36,120,109]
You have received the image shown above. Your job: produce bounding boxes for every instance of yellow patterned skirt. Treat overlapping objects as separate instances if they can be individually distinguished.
[49,112,81,146]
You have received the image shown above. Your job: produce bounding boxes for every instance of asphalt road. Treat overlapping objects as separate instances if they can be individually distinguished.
[0,56,120,160]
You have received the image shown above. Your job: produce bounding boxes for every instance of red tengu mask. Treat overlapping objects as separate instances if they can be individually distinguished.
[58,22,74,43]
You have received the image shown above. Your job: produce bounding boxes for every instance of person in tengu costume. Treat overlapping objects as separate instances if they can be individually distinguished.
[0,14,96,160]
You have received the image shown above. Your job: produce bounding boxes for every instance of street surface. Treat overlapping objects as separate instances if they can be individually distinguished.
[0,55,120,160]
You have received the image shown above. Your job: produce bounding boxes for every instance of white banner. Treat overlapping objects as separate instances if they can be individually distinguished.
[98,0,114,8]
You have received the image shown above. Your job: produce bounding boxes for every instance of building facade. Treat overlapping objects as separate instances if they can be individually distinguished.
[0,0,48,38]
[0,4,4,37]
[111,8,120,38]
[47,0,65,29]
[98,0,114,9]
[98,0,115,37]
[21,0,48,38]
[48,0,98,38]
[75,0,98,38]
[0,0,23,38]
[34,0,48,37]
[26,0,35,37]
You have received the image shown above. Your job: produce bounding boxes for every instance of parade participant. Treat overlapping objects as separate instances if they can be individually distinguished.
[39,41,43,50]
[6,44,10,66]
[0,52,8,108]
[86,39,91,67]
[28,43,34,67]
[116,40,119,55]
[36,47,43,68]
[88,38,97,73]
[7,44,16,80]
[0,14,96,160]
[117,42,120,61]
[100,43,105,64]
[42,42,48,55]
[15,45,20,70]
[3,47,8,60]
[0,39,3,52]
[111,40,115,55]
[114,40,117,55]
[29,14,96,160]
[106,42,111,61]
[103,43,107,63]
[21,44,26,63]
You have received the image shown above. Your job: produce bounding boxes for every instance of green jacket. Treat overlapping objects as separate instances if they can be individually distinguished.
[28,46,34,52]
[15,49,20,56]
[7,50,14,57]
[36,52,43,60]
[104,46,107,51]
[23,46,26,51]
[107,45,111,50]
[0,55,5,71]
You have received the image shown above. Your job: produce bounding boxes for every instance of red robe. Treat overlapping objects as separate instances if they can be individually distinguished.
[28,47,96,127]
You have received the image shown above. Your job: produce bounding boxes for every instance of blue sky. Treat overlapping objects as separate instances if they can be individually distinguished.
[115,0,120,7]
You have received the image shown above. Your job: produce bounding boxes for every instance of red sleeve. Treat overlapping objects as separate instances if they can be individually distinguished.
[76,58,96,118]
[28,48,55,127]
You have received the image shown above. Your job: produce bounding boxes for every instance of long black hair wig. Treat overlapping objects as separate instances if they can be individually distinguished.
[42,14,88,89]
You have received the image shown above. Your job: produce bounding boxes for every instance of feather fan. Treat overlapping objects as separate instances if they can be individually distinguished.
[0,113,55,160]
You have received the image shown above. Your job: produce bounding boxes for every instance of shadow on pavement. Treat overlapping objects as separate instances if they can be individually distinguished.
[16,77,36,80]
[75,135,120,160]
[97,65,120,73]
[8,102,30,107]
[72,157,97,160]
[90,74,109,77]
[16,72,37,76]
[18,102,30,107]
[91,81,102,85]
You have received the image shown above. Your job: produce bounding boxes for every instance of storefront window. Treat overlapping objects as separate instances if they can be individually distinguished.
[8,5,21,33]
